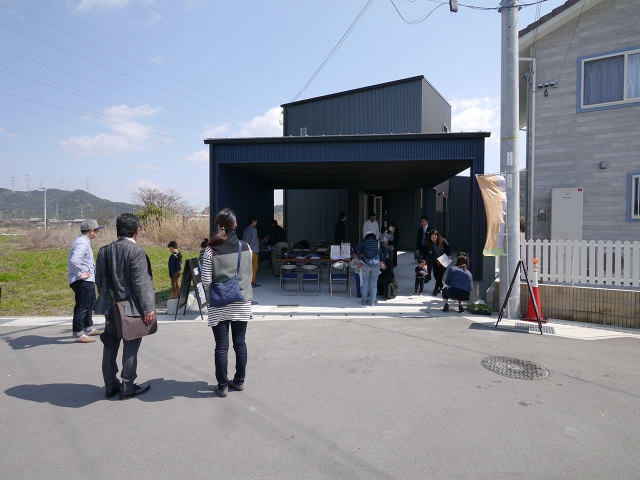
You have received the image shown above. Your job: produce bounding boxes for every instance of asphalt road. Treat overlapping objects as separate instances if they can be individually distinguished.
[1,317,639,479]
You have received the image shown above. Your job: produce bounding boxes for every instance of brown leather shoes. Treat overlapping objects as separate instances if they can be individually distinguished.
[119,383,150,400]
[228,381,244,391]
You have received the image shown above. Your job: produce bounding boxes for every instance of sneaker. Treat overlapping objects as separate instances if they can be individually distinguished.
[414,290,418,295]
[216,385,228,397]
[443,304,449,312]
[360,304,367,308]
[458,305,465,313]
[251,284,261,289]
[74,334,96,343]
[87,329,103,336]
[356,293,362,298]
[229,381,244,391]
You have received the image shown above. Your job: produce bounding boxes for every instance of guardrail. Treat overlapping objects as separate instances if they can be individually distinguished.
[520,240,640,287]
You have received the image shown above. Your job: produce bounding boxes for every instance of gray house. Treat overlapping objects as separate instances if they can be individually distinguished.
[519,0,640,242]
[281,76,471,253]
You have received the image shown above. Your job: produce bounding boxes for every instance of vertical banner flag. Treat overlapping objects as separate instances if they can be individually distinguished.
[476,174,507,256]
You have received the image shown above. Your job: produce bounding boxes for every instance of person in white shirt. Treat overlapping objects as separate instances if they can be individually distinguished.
[362,212,380,240]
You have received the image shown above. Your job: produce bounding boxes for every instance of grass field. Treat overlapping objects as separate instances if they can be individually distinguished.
[0,234,199,316]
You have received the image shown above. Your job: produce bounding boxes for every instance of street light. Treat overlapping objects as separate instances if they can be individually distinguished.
[38,187,47,230]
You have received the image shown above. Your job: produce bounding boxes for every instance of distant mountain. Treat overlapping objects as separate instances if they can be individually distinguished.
[0,188,137,222]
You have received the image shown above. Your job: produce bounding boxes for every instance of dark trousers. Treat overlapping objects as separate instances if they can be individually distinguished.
[211,321,248,388]
[414,278,425,293]
[442,287,471,302]
[70,280,95,334]
[433,264,446,293]
[100,311,142,392]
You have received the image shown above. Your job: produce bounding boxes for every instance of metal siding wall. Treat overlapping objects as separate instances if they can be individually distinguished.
[422,81,452,133]
[447,176,471,254]
[284,189,348,246]
[284,79,423,136]
[387,190,419,251]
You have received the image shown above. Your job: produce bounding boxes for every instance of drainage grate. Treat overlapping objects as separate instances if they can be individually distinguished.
[481,356,549,380]
[515,323,556,335]
[0,319,17,325]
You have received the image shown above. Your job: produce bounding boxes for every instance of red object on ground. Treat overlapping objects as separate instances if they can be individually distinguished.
[521,285,547,323]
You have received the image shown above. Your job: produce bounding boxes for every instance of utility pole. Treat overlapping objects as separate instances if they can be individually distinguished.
[38,187,47,230]
[499,0,521,318]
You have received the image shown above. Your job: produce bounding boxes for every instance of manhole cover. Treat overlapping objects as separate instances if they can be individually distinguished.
[481,356,549,380]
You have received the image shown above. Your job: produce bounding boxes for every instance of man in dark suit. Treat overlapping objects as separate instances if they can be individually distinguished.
[415,215,433,265]
[95,213,155,400]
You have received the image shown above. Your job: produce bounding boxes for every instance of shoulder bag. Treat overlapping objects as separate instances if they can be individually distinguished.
[209,241,244,307]
[113,301,158,341]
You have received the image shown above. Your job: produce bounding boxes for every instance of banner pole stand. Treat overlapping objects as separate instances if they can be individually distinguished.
[495,260,543,334]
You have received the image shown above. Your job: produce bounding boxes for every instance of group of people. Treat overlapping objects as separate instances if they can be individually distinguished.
[67,210,252,400]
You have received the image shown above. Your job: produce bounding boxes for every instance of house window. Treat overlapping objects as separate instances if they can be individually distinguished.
[630,173,640,221]
[300,127,308,136]
[580,47,640,109]
[442,123,449,133]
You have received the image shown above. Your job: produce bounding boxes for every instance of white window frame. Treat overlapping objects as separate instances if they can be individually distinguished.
[631,174,640,220]
[300,127,308,136]
[580,48,640,109]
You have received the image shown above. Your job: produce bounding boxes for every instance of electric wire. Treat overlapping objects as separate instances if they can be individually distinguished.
[291,0,375,102]
[10,0,270,111]
[0,52,280,137]
[0,88,205,145]
[555,0,587,85]
[388,0,443,23]
[0,22,280,132]
[0,104,196,151]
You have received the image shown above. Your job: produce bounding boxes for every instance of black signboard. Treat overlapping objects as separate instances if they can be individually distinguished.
[175,258,208,320]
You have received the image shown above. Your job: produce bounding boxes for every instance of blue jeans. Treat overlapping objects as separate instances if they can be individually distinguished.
[361,263,380,305]
[211,321,248,388]
[70,280,95,335]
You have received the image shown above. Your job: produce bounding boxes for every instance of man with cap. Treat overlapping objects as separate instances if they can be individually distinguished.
[68,219,104,343]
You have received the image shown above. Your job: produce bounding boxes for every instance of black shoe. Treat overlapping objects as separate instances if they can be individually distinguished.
[432,289,439,296]
[414,290,418,295]
[458,305,465,313]
[443,304,449,312]
[119,383,150,400]
[252,284,261,289]
[105,383,121,399]
[356,293,362,298]
[229,380,244,391]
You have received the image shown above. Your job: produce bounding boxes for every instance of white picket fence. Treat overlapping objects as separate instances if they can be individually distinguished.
[520,240,640,287]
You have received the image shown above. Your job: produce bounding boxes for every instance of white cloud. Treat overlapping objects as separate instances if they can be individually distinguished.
[73,0,131,13]
[151,54,166,63]
[203,107,282,139]
[60,103,165,158]
[7,133,21,139]
[185,150,208,163]
[142,10,162,26]
[451,97,500,134]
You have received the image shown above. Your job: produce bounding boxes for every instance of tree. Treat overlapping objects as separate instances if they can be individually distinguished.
[131,187,194,223]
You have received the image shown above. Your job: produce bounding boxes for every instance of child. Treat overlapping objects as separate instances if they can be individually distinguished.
[379,226,390,245]
[442,254,473,313]
[168,240,183,299]
[198,238,209,268]
[414,258,428,295]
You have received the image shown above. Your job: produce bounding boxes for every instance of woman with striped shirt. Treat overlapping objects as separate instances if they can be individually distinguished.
[201,208,253,397]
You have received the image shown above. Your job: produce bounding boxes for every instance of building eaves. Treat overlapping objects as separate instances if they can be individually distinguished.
[204,132,490,145]
[519,0,581,37]
[280,75,451,108]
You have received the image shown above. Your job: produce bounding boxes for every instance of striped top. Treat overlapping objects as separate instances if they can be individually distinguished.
[201,236,253,327]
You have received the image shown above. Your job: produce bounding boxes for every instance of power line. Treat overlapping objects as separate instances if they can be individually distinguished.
[291,0,375,102]
[388,0,443,23]
[555,0,586,85]
[0,22,280,132]
[0,104,197,151]
[0,90,203,146]
[6,0,270,111]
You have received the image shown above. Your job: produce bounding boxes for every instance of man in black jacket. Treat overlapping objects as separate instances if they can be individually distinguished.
[269,220,288,275]
[415,215,433,267]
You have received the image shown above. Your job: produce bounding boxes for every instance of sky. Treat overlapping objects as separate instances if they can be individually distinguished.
[0,0,569,209]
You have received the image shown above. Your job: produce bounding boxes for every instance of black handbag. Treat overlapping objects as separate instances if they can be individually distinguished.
[209,241,244,307]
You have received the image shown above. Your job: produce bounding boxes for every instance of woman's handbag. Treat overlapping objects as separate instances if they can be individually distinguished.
[209,242,244,307]
[113,300,158,341]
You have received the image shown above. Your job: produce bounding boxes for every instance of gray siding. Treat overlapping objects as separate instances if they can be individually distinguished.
[528,0,640,241]
[283,76,451,136]
[448,176,471,254]
[387,190,421,251]
[284,189,349,246]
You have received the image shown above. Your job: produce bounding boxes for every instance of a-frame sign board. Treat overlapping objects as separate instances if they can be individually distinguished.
[175,258,208,320]
[495,260,544,334]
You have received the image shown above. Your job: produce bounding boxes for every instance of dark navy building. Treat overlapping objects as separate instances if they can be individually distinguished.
[205,76,489,278]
